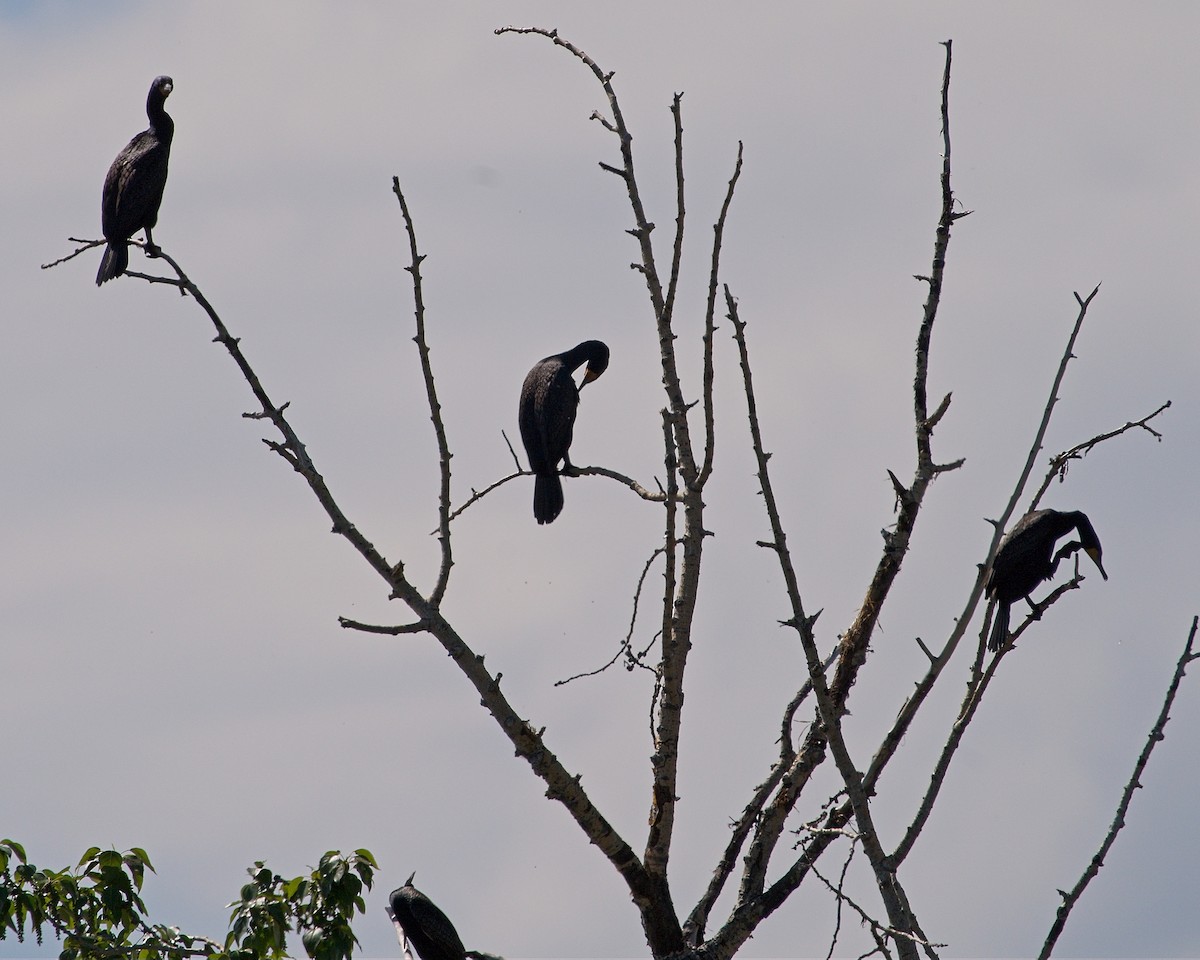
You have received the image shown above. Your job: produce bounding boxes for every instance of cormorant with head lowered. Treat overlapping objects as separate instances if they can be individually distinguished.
[387,874,467,960]
[986,508,1107,651]
[97,75,175,285]
[518,339,610,524]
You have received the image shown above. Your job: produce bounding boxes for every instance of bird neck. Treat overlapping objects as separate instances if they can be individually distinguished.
[147,97,174,139]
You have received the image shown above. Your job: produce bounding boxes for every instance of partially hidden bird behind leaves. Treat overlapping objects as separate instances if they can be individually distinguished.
[387,873,467,960]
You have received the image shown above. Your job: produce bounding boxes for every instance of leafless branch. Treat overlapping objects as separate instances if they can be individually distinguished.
[864,283,1119,873]
[338,617,431,635]
[54,240,665,940]
[555,546,666,686]
[392,177,454,607]
[444,471,524,524]
[726,287,924,960]
[573,464,668,502]
[682,643,837,946]
[710,44,965,960]
[1033,400,1171,501]
[890,574,1084,867]
[444,462,661,529]
[814,839,862,960]
[662,92,687,374]
[41,237,105,269]
[990,285,1100,532]
[1038,616,1200,959]
[698,142,744,487]
[495,33,708,953]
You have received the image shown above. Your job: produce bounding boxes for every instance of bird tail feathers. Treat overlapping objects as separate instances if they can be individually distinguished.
[534,473,564,525]
[96,242,128,285]
[988,601,1010,652]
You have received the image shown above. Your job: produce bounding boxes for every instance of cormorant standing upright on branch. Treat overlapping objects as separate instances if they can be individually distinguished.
[387,873,467,960]
[519,339,610,524]
[97,75,175,285]
[985,508,1108,651]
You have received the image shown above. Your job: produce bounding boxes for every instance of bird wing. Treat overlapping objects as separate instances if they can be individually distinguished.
[406,895,467,960]
[103,131,170,240]
[540,372,579,462]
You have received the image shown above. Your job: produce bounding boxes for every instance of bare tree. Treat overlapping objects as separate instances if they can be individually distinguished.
[39,30,1192,960]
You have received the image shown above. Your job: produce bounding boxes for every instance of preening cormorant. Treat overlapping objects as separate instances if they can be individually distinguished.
[518,339,610,524]
[97,75,175,285]
[985,508,1107,651]
[387,874,467,960]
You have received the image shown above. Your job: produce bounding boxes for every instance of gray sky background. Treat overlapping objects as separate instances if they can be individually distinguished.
[3,3,1199,958]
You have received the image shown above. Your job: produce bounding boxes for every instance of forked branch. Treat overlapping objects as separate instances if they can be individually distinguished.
[724,292,921,960]
[48,238,666,951]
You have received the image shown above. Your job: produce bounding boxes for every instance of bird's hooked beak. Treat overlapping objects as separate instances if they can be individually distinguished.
[579,366,602,390]
[1086,546,1108,580]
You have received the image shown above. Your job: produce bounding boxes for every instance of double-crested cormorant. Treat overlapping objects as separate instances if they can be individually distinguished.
[387,874,466,960]
[97,75,175,285]
[985,508,1107,651]
[518,339,610,524]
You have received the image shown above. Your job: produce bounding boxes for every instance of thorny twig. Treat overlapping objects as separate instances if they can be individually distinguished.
[1033,400,1171,504]
[1038,617,1200,959]
[391,178,454,607]
[556,546,667,686]
[40,237,104,269]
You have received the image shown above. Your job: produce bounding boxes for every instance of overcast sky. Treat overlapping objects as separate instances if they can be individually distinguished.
[3,3,1199,958]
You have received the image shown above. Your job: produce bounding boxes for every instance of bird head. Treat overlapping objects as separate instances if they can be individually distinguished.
[1073,512,1108,581]
[153,76,174,99]
[578,340,610,389]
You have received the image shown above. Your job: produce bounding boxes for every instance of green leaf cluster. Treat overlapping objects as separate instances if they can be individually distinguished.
[0,840,377,960]
[226,849,378,960]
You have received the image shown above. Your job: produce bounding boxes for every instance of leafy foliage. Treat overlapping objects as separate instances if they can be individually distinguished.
[226,849,377,960]
[0,840,376,960]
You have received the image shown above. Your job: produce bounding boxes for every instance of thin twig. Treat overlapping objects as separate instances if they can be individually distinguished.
[662,93,687,368]
[573,465,668,502]
[995,286,1100,526]
[392,177,454,607]
[1033,400,1171,504]
[681,643,836,946]
[698,142,744,487]
[41,237,105,270]
[823,845,861,960]
[338,618,431,635]
[444,471,524,525]
[555,546,666,686]
[890,576,1082,867]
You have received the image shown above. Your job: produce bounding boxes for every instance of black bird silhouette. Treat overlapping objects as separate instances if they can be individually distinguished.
[97,75,174,285]
[986,508,1107,651]
[387,874,466,960]
[518,340,610,524]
